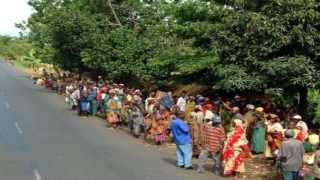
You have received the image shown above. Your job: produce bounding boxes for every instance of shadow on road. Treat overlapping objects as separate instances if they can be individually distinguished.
[162,157,177,167]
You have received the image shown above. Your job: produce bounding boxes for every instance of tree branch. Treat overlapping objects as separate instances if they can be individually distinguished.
[107,0,122,26]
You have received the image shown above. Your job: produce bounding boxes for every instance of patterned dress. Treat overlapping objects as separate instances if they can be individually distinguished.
[223,127,250,175]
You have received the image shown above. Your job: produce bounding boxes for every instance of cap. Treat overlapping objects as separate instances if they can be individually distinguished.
[211,115,222,124]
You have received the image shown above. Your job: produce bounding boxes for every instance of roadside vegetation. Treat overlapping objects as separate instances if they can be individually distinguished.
[4,0,320,124]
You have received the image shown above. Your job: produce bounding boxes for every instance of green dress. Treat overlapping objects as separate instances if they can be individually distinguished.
[102,95,110,113]
[251,121,266,153]
[66,96,73,110]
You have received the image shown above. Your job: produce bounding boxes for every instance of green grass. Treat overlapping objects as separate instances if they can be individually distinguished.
[12,60,28,71]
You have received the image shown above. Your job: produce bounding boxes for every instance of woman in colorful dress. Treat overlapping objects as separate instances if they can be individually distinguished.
[266,114,283,157]
[295,118,308,142]
[106,90,120,128]
[149,106,166,145]
[222,119,250,176]
[251,112,266,154]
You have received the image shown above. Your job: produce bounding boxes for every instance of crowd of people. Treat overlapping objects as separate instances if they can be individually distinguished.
[36,71,320,180]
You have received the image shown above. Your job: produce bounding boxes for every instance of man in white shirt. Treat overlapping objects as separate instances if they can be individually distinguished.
[176,91,187,112]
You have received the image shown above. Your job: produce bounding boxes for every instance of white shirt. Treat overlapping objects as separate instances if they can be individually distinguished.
[176,97,186,112]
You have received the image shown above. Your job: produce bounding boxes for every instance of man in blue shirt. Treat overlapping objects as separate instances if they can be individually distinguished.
[170,111,193,169]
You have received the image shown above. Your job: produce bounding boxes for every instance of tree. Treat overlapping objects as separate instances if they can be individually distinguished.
[25,0,320,117]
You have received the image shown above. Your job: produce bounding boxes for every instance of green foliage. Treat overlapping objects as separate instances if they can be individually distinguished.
[23,0,320,116]
[0,36,32,61]
[308,89,320,124]
[21,49,42,70]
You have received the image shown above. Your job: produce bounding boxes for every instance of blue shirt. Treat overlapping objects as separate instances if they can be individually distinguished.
[160,94,174,109]
[170,118,191,145]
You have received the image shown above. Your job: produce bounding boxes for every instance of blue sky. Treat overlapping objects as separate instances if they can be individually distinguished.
[0,0,32,36]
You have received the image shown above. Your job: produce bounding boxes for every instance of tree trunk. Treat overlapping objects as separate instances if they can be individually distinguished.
[298,87,308,119]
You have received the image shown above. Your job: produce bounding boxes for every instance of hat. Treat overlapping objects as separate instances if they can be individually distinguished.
[212,115,222,124]
[256,107,264,112]
[246,104,255,110]
[292,115,302,120]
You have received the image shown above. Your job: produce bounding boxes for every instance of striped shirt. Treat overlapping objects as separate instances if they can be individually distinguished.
[204,125,225,153]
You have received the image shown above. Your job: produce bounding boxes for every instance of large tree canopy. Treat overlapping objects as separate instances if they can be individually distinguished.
[25,0,320,114]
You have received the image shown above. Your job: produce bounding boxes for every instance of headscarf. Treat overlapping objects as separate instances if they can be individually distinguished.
[246,104,255,110]
[233,119,243,128]
[255,107,264,112]
[293,114,302,120]
[296,120,308,133]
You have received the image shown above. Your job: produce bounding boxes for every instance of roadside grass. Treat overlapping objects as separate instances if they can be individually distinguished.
[12,60,28,71]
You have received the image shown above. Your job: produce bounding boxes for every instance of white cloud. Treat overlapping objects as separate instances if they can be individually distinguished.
[0,0,32,36]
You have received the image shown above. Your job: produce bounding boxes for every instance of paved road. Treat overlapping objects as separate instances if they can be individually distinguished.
[0,61,220,180]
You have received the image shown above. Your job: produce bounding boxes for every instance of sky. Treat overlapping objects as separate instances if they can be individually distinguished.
[0,0,32,36]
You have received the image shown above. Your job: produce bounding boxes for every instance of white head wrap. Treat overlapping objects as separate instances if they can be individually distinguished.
[296,120,308,133]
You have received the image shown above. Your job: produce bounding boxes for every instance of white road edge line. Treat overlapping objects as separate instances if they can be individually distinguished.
[14,122,23,134]
[34,169,42,180]
[4,101,10,109]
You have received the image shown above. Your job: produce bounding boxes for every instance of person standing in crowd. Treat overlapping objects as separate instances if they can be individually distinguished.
[160,91,174,111]
[277,129,304,180]
[70,85,80,110]
[232,106,243,120]
[88,86,98,116]
[266,114,284,157]
[295,116,308,142]
[170,111,193,169]
[243,104,255,126]
[232,95,246,113]
[251,110,266,154]
[129,104,144,138]
[176,91,187,112]
[311,148,320,180]
[65,83,74,110]
[204,103,215,122]
[185,96,196,124]
[243,104,256,142]
[97,75,104,87]
[107,90,120,128]
[190,105,205,156]
[145,91,157,114]
[197,115,225,175]
[133,89,144,111]
[222,119,250,176]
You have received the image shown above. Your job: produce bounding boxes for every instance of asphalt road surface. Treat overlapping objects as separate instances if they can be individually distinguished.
[0,61,220,180]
